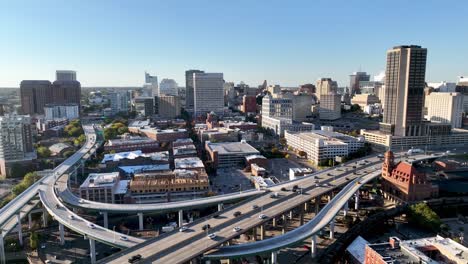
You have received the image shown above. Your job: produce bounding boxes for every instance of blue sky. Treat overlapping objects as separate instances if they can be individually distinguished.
[0,0,467,87]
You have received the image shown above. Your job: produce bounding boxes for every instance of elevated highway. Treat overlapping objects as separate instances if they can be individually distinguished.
[102,152,444,264]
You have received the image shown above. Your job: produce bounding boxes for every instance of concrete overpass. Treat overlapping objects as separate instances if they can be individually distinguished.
[101,152,445,264]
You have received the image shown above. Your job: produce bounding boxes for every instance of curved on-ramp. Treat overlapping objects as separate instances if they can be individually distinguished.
[205,170,379,259]
[39,186,144,248]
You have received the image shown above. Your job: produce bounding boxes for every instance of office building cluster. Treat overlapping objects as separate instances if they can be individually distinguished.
[361,45,468,150]
[20,70,81,115]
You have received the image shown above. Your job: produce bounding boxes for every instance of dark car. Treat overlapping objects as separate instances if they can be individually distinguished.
[128,254,142,263]
[280,187,287,191]
[252,205,259,210]
[292,185,299,192]
[233,211,242,217]
[202,224,211,231]
[212,212,221,219]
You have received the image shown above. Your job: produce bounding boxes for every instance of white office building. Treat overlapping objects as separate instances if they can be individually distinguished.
[285,127,365,165]
[159,79,178,96]
[261,94,292,119]
[79,172,128,204]
[145,72,159,97]
[425,92,464,128]
[109,91,130,115]
[427,82,457,93]
[261,115,315,137]
[193,72,224,117]
[44,103,79,120]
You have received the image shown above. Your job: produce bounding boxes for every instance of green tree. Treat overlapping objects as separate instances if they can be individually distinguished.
[30,232,39,250]
[408,203,442,232]
[117,126,129,134]
[328,159,334,167]
[37,146,51,158]
[63,150,75,158]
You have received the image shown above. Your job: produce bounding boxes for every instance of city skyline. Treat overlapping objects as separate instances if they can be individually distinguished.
[1,0,468,87]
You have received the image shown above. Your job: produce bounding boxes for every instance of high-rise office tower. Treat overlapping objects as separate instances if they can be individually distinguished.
[159,79,178,96]
[0,115,34,177]
[158,95,181,118]
[52,80,81,109]
[56,70,77,81]
[145,72,159,97]
[185,69,205,113]
[109,92,130,115]
[349,72,370,95]
[193,72,224,117]
[316,78,338,101]
[380,45,427,137]
[20,80,53,115]
[319,94,341,120]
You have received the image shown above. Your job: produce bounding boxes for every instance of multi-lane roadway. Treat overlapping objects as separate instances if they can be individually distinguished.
[102,152,444,263]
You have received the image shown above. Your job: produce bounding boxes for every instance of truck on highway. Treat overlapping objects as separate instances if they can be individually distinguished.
[407,148,423,155]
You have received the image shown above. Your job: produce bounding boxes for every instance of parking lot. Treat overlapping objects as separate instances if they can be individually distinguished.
[211,168,254,194]
[267,158,305,182]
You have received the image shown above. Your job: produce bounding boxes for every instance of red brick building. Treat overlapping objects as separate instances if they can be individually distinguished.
[381,151,437,203]
[241,95,257,113]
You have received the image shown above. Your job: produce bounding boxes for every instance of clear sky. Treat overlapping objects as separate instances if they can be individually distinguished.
[0,0,467,87]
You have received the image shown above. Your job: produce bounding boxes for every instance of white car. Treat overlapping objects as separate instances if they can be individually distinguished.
[78,199,84,204]
[207,233,217,239]
[259,214,267,219]
[179,226,188,232]
[233,227,242,232]
[88,223,96,229]
[120,236,128,241]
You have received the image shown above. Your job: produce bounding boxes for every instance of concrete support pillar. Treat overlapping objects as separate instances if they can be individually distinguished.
[89,238,96,264]
[311,235,317,258]
[260,224,265,240]
[327,195,332,203]
[42,207,48,227]
[28,213,32,230]
[0,232,5,264]
[271,251,278,264]
[304,202,308,212]
[217,203,223,212]
[102,212,108,229]
[272,217,276,227]
[300,207,304,226]
[315,197,320,214]
[16,214,23,246]
[281,214,286,234]
[178,210,183,227]
[355,191,360,211]
[138,212,144,231]
[252,227,257,241]
[289,210,293,220]
[59,223,65,245]
[343,201,349,217]
[329,218,335,239]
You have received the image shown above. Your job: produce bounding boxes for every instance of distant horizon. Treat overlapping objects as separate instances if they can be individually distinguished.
[1,1,467,87]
